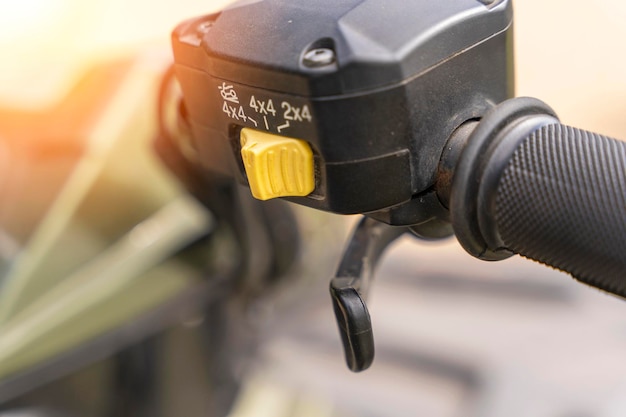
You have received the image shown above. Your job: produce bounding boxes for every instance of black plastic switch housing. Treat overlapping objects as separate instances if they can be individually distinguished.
[172,0,514,221]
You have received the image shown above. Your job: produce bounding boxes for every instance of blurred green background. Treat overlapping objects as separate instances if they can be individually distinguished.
[0,1,626,417]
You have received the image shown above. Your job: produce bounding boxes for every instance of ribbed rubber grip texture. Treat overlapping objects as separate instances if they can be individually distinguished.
[495,124,626,296]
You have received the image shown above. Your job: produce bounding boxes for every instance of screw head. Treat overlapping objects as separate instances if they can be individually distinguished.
[303,48,336,68]
[197,21,214,34]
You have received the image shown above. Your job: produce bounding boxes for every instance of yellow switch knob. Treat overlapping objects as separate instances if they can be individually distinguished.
[240,128,315,200]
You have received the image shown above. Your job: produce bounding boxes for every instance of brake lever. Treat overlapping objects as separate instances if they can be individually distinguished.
[330,217,407,372]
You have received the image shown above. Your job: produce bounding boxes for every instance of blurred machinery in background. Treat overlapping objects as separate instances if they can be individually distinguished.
[0,50,349,415]
[0,1,624,417]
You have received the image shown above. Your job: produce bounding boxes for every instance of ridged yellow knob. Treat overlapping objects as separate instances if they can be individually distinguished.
[240,128,315,200]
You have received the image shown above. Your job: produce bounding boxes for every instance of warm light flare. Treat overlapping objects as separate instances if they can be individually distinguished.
[0,0,234,109]
[0,0,72,43]
[0,0,87,109]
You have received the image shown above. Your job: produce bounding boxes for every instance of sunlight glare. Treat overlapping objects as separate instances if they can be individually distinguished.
[0,0,71,43]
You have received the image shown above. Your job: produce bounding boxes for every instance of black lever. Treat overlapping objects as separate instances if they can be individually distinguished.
[330,217,407,372]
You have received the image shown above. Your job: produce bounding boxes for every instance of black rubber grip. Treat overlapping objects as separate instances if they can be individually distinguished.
[493,124,626,296]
